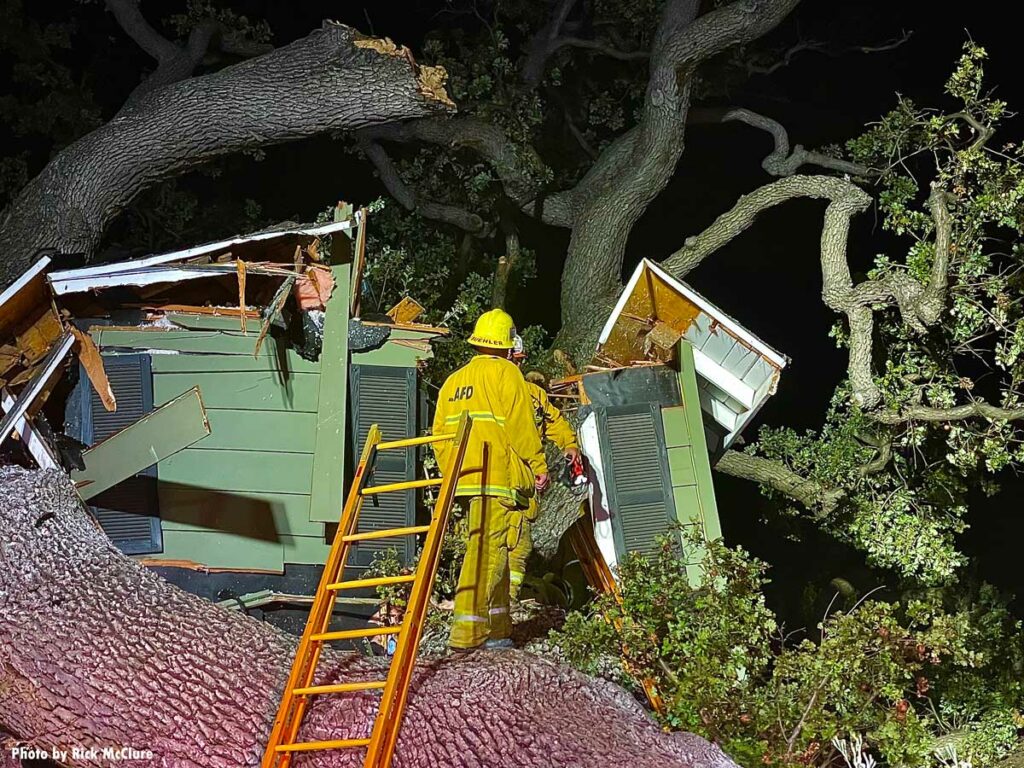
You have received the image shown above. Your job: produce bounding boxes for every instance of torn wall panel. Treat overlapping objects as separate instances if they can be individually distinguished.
[597,259,788,450]
[72,387,211,501]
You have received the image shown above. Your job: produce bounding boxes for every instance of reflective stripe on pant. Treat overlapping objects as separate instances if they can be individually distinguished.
[449,496,516,649]
[508,496,537,601]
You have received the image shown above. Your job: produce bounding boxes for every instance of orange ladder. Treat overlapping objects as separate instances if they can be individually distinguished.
[262,413,473,768]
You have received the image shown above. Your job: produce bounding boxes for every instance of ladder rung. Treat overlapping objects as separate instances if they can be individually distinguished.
[276,738,371,752]
[377,432,455,450]
[293,680,386,695]
[327,574,416,591]
[343,525,429,543]
[312,625,401,642]
[361,477,443,496]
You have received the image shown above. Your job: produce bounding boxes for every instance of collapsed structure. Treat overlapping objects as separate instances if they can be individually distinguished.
[0,211,788,615]
[0,205,446,606]
[560,259,788,582]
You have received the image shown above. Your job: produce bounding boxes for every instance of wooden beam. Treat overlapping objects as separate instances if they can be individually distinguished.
[309,263,351,523]
[1,388,59,469]
[72,387,211,501]
[0,333,74,446]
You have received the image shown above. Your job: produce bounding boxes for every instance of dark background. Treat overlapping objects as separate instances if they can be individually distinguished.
[4,1,1021,623]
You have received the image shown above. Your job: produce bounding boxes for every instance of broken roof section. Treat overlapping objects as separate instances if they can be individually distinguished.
[49,219,356,295]
[0,207,362,469]
[597,258,789,451]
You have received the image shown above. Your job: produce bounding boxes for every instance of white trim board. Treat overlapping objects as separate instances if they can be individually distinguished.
[48,220,354,296]
[0,255,52,310]
[0,333,75,446]
[598,258,789,368]
[1,388,59,469]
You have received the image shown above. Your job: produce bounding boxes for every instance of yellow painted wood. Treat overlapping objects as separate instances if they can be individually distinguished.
[276,739,371,753]
[262,423,381,768]
[360,477,442,496]
[377,432,454,451]
[312,626,401,641]
[263,414,473,768]
[293,681,385,695]
[327,574,415,591]
[342,525,429,543]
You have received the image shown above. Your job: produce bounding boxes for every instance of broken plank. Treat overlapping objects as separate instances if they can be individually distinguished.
[72,387,211,502]
[141,304,260,320]
[253,274,294,358]
[1,388,59,469]
[15,309,63,364]
[386,296,425,324]
[236,260,247,335]
[0,333,74,446]
[70,326,116,412]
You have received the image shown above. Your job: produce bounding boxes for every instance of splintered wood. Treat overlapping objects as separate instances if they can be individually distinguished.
[70,326,116,412]
[386,296,425,324]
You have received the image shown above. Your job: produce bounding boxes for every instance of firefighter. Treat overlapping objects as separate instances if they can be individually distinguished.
[508,335,580,600]
[432,309,548,650]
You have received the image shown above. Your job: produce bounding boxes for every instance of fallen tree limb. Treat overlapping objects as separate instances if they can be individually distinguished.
[0,22,453,285]
[0,467,737,768]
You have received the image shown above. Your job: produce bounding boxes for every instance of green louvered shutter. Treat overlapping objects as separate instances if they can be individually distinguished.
[349,365,417,567]
[599,402,677,557]
[78,354,162,555]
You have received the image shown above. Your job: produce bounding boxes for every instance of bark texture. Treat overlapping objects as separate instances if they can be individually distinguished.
[0,467,738,768]
[0,23,452,285]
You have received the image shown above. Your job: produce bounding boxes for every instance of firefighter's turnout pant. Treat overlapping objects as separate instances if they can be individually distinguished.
[508,495,538,601]
[450,495,524,649]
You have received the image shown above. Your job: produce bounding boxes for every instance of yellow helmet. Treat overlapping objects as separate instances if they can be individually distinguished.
[468,308,517,349]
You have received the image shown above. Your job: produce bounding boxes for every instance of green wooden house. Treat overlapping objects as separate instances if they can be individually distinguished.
[43,213,445,579]
[580,259,788,584]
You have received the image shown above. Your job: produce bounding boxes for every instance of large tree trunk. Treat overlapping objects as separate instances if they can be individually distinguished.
[0,467,737,768]
[0,22,453,286]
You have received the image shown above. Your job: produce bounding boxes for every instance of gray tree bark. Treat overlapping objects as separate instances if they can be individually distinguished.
[0,22,453,285]
[0,467,739,768]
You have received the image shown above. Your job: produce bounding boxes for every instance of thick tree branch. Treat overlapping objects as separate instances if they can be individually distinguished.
[660,175,889,405]
[556,37,650,61]
[105,0,179,62]
[357,135,486,234]
[0,24,454,284]
[359,118,576,228]
[716,450,843,515]
[107,0,274,104]
[0,467,738,768]
[745,31,912,76]
[722,108,873,177]
[661,175,959,409]
[521,0,579,87]
[557,0,800,348]
[663,175,868,274]
[870,400,1024,425]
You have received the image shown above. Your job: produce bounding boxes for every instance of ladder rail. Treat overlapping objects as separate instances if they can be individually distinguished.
[263,415,473,768]
[368,412,473,768]
[263,424,382,768]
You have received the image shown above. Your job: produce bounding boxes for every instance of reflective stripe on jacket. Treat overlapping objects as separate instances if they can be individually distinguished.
[526,382,578,453]
[433,355,547,501]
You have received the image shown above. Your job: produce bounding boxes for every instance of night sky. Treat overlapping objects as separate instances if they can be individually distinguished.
[6,1,1022,618]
